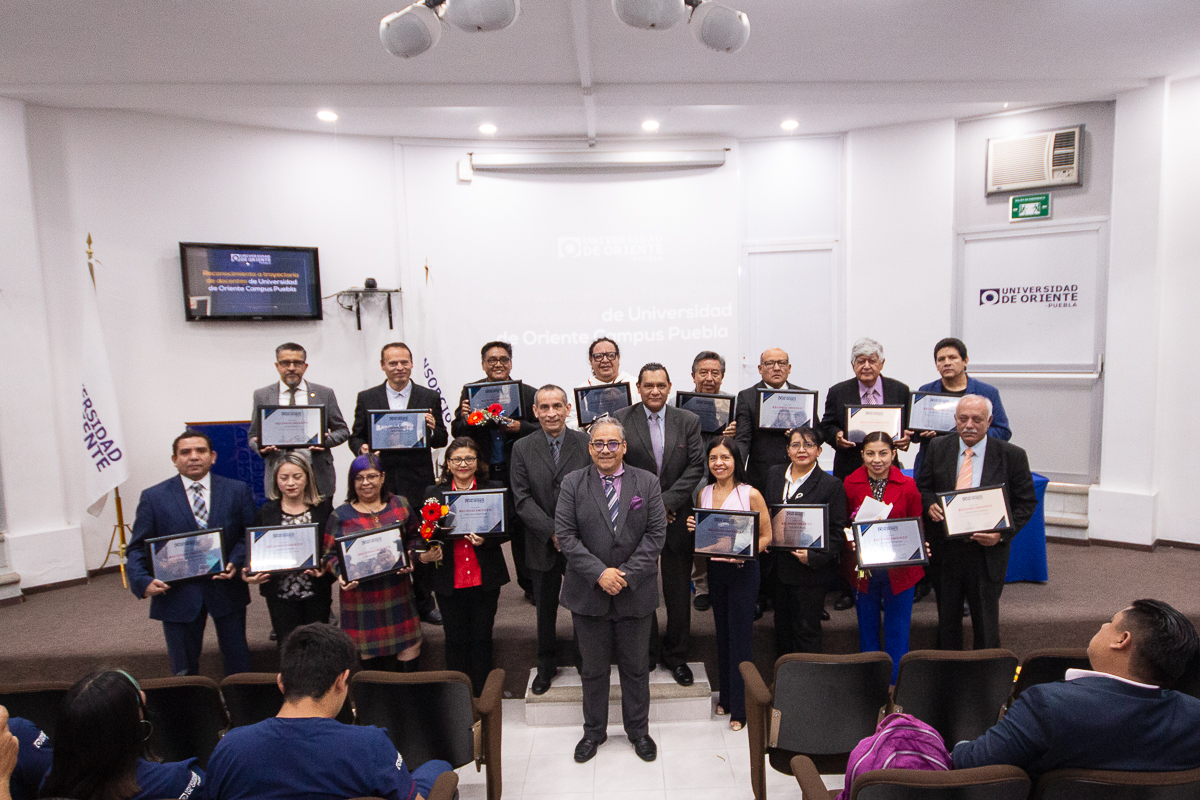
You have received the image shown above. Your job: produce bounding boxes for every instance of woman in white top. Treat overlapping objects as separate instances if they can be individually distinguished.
[687,436,771,730]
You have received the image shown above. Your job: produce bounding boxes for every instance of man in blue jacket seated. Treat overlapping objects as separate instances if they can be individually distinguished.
[953,599,1200,778]
[203,623,452,800]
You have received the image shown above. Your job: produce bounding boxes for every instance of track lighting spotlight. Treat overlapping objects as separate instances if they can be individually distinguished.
[380,2,443,59]
[611,0,686,31]
[444,0,520,32]
[688,0,750,52]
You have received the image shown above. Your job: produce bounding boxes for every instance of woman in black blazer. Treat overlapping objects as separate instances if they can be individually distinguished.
[418,436,511,695]
[764,425,848,657]
[243,452,335,647]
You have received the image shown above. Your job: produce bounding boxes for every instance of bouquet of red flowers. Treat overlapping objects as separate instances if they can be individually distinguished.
[419,498,450,541]
[467,403,506,426]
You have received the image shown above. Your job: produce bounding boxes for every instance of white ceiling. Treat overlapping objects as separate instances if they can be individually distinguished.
[2,0,1198,141]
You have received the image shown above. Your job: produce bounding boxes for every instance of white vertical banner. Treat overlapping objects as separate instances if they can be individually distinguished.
[416,262,454,431]
[80,262,129,515]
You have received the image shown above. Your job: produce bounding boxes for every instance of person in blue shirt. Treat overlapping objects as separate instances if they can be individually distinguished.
[203,623,452,800]
[38,670,204,800]
[4,711,50,800]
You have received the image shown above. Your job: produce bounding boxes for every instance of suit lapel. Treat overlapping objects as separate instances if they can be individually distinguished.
[615,471,637,542]
[169,477,200,529]
[628,406,653,465]
[661,406,679,467]
[791,467,822,502]
[980,438,1004,486]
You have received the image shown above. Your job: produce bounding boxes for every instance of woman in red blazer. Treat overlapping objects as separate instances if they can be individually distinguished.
[843,431,924,682]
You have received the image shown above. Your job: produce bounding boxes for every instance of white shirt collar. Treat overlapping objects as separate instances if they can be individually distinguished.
[279,380,308,403]
[783,463,816,498]
[180,471,212,494]
[1064,668,1159,690]
[959,435,987,459]
[645,405,665,422]
[386,380,413,404]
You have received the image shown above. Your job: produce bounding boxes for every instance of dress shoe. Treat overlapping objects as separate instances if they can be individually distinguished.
[753,602,764,621]
[530,669,556,696]
[524,589,536,606]
[693,593,711,612]
[629,734,657,762]
[670,664,694,687]
[573,735,605,763]
[833,592,855,611]
[963,599,971,618]
[420,606,443,626]
[820,608,830,621]
[914,581,931,602]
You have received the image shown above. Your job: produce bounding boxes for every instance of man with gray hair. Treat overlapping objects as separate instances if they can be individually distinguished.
[916,395,1037,649]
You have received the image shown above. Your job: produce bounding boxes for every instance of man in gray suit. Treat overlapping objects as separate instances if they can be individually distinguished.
[510,385,591,695]
[556,417,667,764]
[249,343,350,498]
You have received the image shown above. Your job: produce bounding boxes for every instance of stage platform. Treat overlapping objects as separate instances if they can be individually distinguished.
[3,542,1199,699]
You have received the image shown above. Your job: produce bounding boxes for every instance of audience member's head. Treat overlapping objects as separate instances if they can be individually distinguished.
[1091,599,1200,687]
[279,623,360,710]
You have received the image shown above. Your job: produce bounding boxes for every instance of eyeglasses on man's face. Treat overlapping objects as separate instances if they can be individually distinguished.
[591,352,618,362]
[590,440,623,452]
[484,357,511,366]
[760,359,789,368]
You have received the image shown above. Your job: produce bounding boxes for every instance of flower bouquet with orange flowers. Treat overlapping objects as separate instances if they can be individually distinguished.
[467,403,510,427]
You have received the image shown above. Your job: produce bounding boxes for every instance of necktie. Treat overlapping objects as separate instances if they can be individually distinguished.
[551,439,560,466]
[863,387,878,405]
[191,482,208,527]
[603,475,618,526]
[287,387,298,406]
[649,413,665,474]
[956,448,974,490]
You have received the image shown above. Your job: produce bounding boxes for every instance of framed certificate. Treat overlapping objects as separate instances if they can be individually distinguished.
[909,392,960,434]
[334,523,409,583]
[146,528,225,584]
[938,484,1013,538]
[443,489,507,537]
[845,405,904,444]
[259,405,325,448]
[693,509,759,560]
[852,517,929,570]
[675,392,735,435]
[768,504,828,551]
[467,380,524,418]
[757,389,818,431]
[245,524,320,575]
[368,409,427,450]
[574,382,632,426]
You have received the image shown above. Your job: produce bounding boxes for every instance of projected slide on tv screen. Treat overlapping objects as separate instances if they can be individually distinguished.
[181,243,322,320]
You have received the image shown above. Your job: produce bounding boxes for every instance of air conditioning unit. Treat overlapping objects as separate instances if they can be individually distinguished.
[986,126,1081,194]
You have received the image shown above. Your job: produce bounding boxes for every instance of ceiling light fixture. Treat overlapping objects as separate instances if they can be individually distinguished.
[612,0,749,52]
[642,119,660,132]
[317,110,339,122]
[780,119,798,131]
[479,123,498,134]
[444,0,519,32]
[611,0,686,30]
[381,0,519,59]
[1003,102,1010,109]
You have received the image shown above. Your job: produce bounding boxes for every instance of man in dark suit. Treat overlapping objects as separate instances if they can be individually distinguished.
[556,417,667,764]
[349,341,449,624]
[510,384,591,694]
[954,599,1200,779]
[916,395,1037,649]
[127,430,257,676]
[248,342,350,498]
[734,348,807,494]
[451,341,541,599]
[615,363,705,687]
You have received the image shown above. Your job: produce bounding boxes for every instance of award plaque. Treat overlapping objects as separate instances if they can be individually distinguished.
[443,489,507,537]
[259,405,325,448]
[146,528,225,583]
[693,509,759,560]
[938,484,1013,538]
[845,405,904,444]
[908,392,960,434]
[467,380,524,418]
[757,389,818,431]
[675,392,735,435]
[335,522,409,583]
[245,523,320,575]
[768,504,828,551]
[852,517,929,570]
[368,409,427,450]
[574,382,633,426]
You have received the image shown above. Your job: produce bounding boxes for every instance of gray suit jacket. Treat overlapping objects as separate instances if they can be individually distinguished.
[248,381,350,498]
[510,429,592,572]
[555,464,667,618]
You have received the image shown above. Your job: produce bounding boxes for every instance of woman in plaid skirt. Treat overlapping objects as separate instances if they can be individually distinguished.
[323,453,422,670]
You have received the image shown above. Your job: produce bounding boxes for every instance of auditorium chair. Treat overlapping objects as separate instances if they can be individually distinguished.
[349,770,460,800]
[1032,765,1200,799]
[1003,648,1091,713]
[0,681,71,738]
[219,672,353,728]
[890,649,1018,747]
[351,669,503,800]
[791,754,1030,800]
[140,676,228,768]
[741,653,893,800]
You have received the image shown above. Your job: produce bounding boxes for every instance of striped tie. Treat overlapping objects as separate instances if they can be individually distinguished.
[956,448,974,490]
[191,482,209,527]
[603,475,618,526]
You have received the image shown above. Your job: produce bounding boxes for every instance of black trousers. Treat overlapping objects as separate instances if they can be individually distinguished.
[936,540,1005,650]
[650,543,693,669]
[530,556,580,674]
[487,462,532,594]
[573,611,653,740]
[263,587,334,648]
[437,586,501,695]
[773,581,827,657]
[162,606,250,677]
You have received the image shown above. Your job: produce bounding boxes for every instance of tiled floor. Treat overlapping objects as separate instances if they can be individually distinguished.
[453,699,845,800]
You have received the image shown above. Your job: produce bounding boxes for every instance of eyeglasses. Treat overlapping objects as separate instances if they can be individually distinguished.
[353,473,382,484]
[484,357,511,366]
[277,360,306,368]
[852,356,882,366]
[448,456,478,465]
[788,441,818,451]
[760,360,789,368]
[590,440,623,452]
[590,352,618,362]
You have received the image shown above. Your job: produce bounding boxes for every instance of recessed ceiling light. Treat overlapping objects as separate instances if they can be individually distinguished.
[642,119,660,132]
[1003,103,1010,109]
[780,119,799,131]
[316,110,338,122]
[479,123,498,134]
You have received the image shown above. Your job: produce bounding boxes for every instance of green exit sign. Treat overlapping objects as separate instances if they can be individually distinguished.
[1010,193,1051,221]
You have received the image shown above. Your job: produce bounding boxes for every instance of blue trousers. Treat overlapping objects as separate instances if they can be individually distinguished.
[412,759,453,799]
[709,558,760,723]
[855,571,914,684]
[162,605,250,677]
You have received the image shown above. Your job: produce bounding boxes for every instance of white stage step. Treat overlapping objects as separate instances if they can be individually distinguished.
[523,662,714,726]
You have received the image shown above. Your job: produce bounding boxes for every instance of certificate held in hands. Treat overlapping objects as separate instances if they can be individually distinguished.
[768,505,827,551]
[852,517,928,570]
[146,528,226,584]
[246,524,320,574]
[757,389,818,431]
[938,484,1013,538]
[845,405,904,444]
[468,380,524,418]
[444,489,506,537]
[259,405,325,448]
[693,509,759,560]
[908,392,960,433]
[335,523,409,583]
[368,409,427,450]
[575,383,632,427]
[675,392,735,435]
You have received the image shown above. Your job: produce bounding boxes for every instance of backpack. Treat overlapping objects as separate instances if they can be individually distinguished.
[837,712,952,800]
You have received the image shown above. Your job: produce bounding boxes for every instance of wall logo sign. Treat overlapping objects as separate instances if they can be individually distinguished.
[558,234,664,262]
[979,285,1078,308]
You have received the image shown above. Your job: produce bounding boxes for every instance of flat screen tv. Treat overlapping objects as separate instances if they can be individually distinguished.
[180,242,323,321]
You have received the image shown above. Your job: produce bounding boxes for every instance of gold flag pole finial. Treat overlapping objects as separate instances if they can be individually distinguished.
[86,233,96,289]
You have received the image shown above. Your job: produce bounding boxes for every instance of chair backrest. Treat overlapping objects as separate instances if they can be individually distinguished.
[850,764,1030,800]
[1033,766,1200,800]
[351,670,475,770]
[141,676,228,768]
[1012,649,1091,701]
[772,652,893,755]
[0,682,72,739]
[892,649,1018,747]
[219,673,284,729]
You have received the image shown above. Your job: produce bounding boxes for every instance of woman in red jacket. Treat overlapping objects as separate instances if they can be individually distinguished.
[843,432,924,682]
